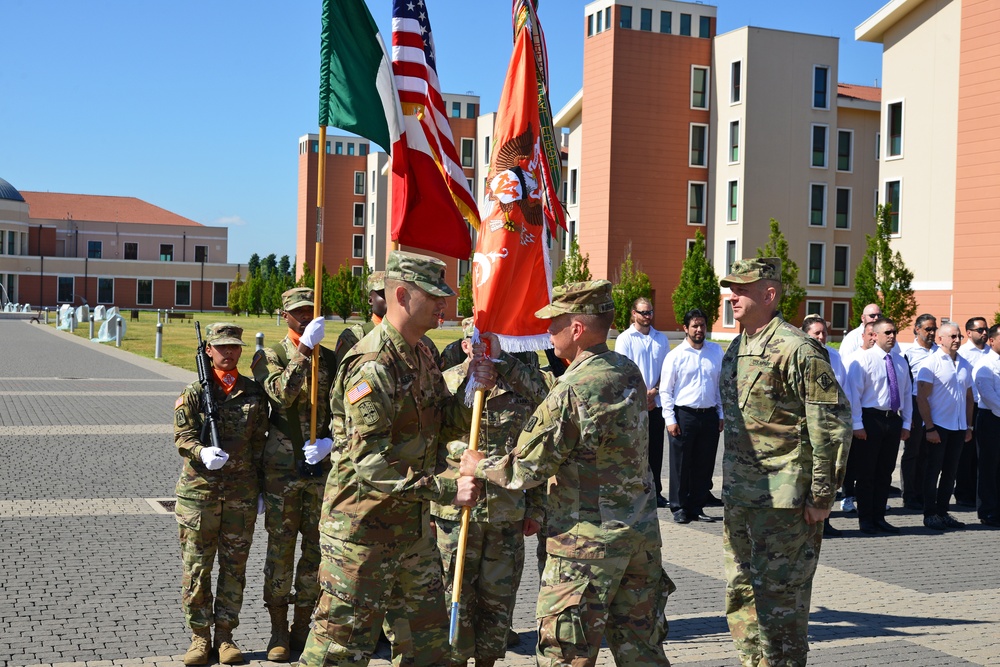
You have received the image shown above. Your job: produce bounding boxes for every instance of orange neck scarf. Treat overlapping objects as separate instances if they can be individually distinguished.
[213,368,239,395]
[287,328,302,348]
[372,314,383,325]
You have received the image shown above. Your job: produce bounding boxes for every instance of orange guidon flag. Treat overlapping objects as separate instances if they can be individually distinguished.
[472,0,561,354]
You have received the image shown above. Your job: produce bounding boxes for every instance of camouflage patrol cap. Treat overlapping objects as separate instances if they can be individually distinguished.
[206,323,246,346]
[281,287,314,312]
[534,280,615,319]
[385,250,456,297]
[367,270,385,293]
[720,258,782,287]
[461,316,475,338]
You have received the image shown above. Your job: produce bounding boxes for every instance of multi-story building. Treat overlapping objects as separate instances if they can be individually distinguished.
[857,0,1000,335]
[711,27,881,338]
[0,177,240,311]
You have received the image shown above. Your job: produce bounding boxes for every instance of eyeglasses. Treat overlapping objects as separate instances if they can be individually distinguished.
[922,327,938,333]
[972,327,988,334]
[634,310,653,317]
[943,334,961,339]
[865,313,882,320]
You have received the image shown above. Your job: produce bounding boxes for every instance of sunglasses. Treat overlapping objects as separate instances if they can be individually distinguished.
[634,310,653,317]
[943,334,962,339]
[971,327,988,334]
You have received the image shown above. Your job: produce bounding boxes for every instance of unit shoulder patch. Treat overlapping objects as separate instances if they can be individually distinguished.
[357,399,381,426]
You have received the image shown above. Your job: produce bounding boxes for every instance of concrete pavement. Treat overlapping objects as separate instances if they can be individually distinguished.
[1,319,997,666]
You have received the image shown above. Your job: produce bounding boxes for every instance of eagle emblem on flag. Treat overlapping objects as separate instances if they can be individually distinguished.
[485,127,543,234]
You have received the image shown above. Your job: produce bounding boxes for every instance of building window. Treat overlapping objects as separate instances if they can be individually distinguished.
[605,7,610,31]
[159,244,173,262]
[352,266,363,277]
[461,138,474,168]
[723,300,735,327]
[640,7,652,31]
[195,245,209,263]
[691,67,709,109]
[726,240,737,271]
[689,124,708,167]
[731,61,742,104]
[832,302,849,330]
[588,13,594,36]
[335,141,343,155]
[354,203,365,227]
[175,280,191,307]
[688,182,707,225]
[806,300,824,318]
[97,277,114,304]
[596,9,603,33]
[833,245,849,287]
[137,279,153,306]
[680,13,691,36]
[310,140,318,153]
[699,15,711,38]
[729,120,740,163]
[354,171,365,195]
[359,144,368,156]
[569,169,578,205]
[6,230,15,255]
[563,220,577,252]
[466,103,476,118]
[371,170,376,191]
[353,234,364,258]
[348,143,356,156]
[213,282,229,308]
[885,180,901,234]
[620,5,632,28]
[835,188,851,229]
[686,238,698,256]
[451,101,461,118]
[660,10,671,33]
[813,65,830,109]
[811,125,828,168]
[727,180,739,222]
[888,101,903,157]
[124,242,138,260]
[837,130,853,172]
[810,184,827,226]
[370,234,375,252]
[86,241,102,259]
[875,132,881,160]
[466,178,474,194]
[483,135,491,164]
[808,243,824,285]
[57,276,73,303]
[324,140,331,154]
[560,181,567,204]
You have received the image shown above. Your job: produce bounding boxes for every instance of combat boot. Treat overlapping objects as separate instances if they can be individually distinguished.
[289,605,313,653]
[266,605,290,662]
[213,627,244,665]
[183,627,211,666]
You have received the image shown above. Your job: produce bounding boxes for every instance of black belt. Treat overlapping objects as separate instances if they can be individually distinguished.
[862,407,900,418]
[677,405,717,415]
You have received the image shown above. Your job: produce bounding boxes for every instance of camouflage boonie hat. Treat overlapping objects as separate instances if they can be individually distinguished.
[534,280,615,319]
[461,316,475,338]
[281,287,314,312]
[385,251,455,297]
[367,270,385,293]
[720,257,782,287]
[206,323,246,346]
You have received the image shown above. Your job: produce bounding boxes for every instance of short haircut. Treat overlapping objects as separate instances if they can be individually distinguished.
[863,322,876,333]
[684,308,708,327]
[632,297,651,311]
[989,324,1000,340]
[800,315,826,333]
[574,310,615,333]
[966,316,987,331]
[872,316,895,330]
[914,313,936,329]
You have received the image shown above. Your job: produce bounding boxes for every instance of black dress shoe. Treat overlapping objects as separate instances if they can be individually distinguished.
[656,495,669,508]
[823,520,842,537]
[980,517,1000,528]
[673,509,690,524]
[704,493,724,507]
[875,519,900,534]
[859,520,879,534]
[694,512,716,523]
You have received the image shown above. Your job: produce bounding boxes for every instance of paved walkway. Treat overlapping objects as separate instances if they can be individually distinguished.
[1,320,998,666]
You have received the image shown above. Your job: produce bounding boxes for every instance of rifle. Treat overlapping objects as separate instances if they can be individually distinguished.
[195,321,223,451]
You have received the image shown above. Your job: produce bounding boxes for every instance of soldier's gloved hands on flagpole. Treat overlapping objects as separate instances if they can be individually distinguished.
[455,476,483,507]
[199,446,229,470]
[469,355,497,391]
[301,317,326,350]
[303,437,333,464]
[478,331,502,360]
[522,517,540,536]
[460,449,486,477]
[257,494,266,515]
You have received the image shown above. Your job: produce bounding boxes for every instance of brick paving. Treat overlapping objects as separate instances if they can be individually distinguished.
[1,319,998,666]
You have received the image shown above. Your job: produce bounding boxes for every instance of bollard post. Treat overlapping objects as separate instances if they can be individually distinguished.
[70,311,76,333]
[155,323,163,359]
[256,332,265,353]
[157,309,162,325]
[276,313,281,327]
[89,318,94,339]
[44,308,49,325]
[116,316,123,348]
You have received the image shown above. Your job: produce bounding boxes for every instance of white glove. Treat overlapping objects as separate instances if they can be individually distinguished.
[301,317,326,349]
[303,437,333,465]
[257,494,266,515]
[199,446,229,470]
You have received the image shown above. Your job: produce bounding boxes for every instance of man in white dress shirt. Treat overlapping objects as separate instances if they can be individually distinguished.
[615,297,671,507]
[901,314,939,510]
[659,309,723,523]
[972,324,1000,528]
[847,317,912,534]
[839,304,883,358]
[955,316,990,507]
[916,322,974,531]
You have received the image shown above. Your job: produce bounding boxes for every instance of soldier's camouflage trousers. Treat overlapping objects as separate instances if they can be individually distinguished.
[435,517,524,662]
[536,547,674,667]
[263,471,323,611]
[175,495,256,631]
[723,505,823,667]
[299,532,449,667]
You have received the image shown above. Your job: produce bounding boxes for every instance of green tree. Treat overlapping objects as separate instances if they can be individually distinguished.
[457,271,474,317]
[851,204,917,330]
[354,264,373,321]
[756,218,807,322]
[611,244,652,332]
[278,255,292,279]
[247,253,261,277]
[227,270,246,315]
[297,262,314,288]
[261,278,282,316]
[554,237,592,286]
[326,264,356,322]
[671,230,720,329]
[245,273,263,315]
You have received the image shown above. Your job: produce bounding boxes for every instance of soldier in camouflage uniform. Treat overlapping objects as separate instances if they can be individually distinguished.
[173,323,269,665]
[298,251,495,667]
[252,287,335,661]
[431,321,549,667]
[438,317,474,371]
[719,259,851,667]
[462,281,674,667]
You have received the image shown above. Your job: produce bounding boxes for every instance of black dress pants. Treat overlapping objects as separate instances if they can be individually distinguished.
[648,408,666,497]
[955,405,979,504]
[901,395,927,505]
[667,406,720,514]
[922,427,965,518]
[855,409,902,524]
[976,410,1000,521]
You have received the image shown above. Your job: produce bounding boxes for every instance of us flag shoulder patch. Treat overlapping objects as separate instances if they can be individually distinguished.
[175,396,184,410]
[347,380,373,404]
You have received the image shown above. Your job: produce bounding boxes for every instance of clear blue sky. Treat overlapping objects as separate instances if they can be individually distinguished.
[0,0,887,266]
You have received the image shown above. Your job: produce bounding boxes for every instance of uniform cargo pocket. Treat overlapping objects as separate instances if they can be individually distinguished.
[174,497,201,531]
[536,578,590,659]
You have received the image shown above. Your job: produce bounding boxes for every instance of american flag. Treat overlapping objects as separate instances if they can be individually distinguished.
[391,0,480,229]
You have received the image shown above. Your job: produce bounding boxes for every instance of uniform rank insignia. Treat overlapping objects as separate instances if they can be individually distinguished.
[358,399,380,425]
[816,371,834,391]
[523,416,538,432]
[347,380,373,404]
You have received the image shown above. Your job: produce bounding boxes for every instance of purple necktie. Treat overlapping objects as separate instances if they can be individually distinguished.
[885,353,900,411]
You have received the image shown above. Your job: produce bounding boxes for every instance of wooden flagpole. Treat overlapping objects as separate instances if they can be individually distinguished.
[309,126,327,445]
